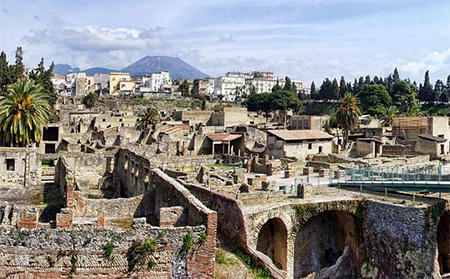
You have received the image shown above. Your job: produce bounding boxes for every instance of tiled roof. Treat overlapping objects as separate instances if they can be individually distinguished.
[267,129,333,141]
[417,134,448,142]
[207,134,242,142]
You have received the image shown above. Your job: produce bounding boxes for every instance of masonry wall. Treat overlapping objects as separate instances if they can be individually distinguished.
[0,147,41,187]
[0,223,207,278]
[416,138,442,158]
[180,181,247,246]
[113,148,152,197]
[361,200,442,278]
[352,140,375,157]
[173,110,213,126]
[382,144,416,156]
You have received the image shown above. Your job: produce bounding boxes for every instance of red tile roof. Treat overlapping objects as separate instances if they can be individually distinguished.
[267,130,333,141]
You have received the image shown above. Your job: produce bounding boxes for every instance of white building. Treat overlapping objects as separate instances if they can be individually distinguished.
[214,76,246,102]
[146,71,172,92]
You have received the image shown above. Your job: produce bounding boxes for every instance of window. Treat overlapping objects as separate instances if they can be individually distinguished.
[308,143,313,149]
[6,159,14,171]
[45,143,56,154]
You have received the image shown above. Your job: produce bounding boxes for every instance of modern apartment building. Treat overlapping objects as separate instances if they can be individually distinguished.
[109,72,134,95]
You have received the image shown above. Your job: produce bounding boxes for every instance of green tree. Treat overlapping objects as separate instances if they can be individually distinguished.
[245,92,272,122]
[379,106,398,127]
[0,79,51,146]
[0,52,11,93]
[272,79,282,92]
[135,107,160,131]
[310,81,318,100]
[270,90,302,126]
[332,78,339,99]
[283,76,292,91]
[418,70,434,103]
[339,76,347,97]
[391,80,420,115]
[28,58,57,108]
[357,84,391,117]
[9,47,25,83]
[179,79,190,97]
[319,78,334,100]
[441,75,450,104]
[83,92,98,109]
[336,93,361,149]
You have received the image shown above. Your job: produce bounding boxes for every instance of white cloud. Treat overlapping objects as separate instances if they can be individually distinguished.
[22,24,169,69]
[391,48,450,82]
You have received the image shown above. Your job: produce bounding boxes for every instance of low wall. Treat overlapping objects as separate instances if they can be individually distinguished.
[382,144,415,156]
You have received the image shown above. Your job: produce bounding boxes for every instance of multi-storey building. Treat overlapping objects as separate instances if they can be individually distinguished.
[193,77,215,97]
[214,76,246,102]
[109,72,134,95]
[146,71,172,92]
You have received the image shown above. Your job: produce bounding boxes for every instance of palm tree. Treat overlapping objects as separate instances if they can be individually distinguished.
[83,92,97,109]
[380,106,398,127]
[0,79,51,146]
[135,107,160,131]
[336,93,361,149]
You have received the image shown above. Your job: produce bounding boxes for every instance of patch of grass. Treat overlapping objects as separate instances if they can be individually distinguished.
[182,233,193,253]
[104,242,114,259]
[198,232,207,244]
[295,203,320,217]
[87,194,102,199]
[84,236,92,247]
[127,238,157,272]
[233,248,272,278]
[216,250,238,265]
[70,254,78,273]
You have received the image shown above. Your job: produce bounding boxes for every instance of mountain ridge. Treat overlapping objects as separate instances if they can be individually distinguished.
[53,56,208,80]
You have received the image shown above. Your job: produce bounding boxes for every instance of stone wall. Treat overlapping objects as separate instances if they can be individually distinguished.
[180,181,248,246]
[79,195,143,218]
[0,222,208,278]
[113,148,152,197]
[352,140,375,157]
[382,144,416,156]
[0,147,41,187]
[361,200,443,278]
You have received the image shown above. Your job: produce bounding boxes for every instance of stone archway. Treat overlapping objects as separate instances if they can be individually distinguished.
[438,210,450,275]
[256,217,288,270]
[294,210,360,278]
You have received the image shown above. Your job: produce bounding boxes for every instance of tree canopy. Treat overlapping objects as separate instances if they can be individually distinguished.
[0,79,51,146]
[357,84,391,117]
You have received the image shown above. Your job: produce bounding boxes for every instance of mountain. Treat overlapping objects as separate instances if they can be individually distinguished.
[54,64,81,75]
[53,64,117,76]
[84,67,117,76]
[121,56,208,80]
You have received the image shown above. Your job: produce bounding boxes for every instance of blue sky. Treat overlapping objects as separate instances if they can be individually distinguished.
[1,0,449,86]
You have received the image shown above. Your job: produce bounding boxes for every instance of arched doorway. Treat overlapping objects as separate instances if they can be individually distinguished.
[256,217,288,270]
[438,211,450,275]
[294,210,360,278]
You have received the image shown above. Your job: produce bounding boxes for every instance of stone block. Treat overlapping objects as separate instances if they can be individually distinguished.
[159,206,186,227]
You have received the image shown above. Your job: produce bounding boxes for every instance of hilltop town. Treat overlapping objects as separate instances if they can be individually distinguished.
[1,51,450,278]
